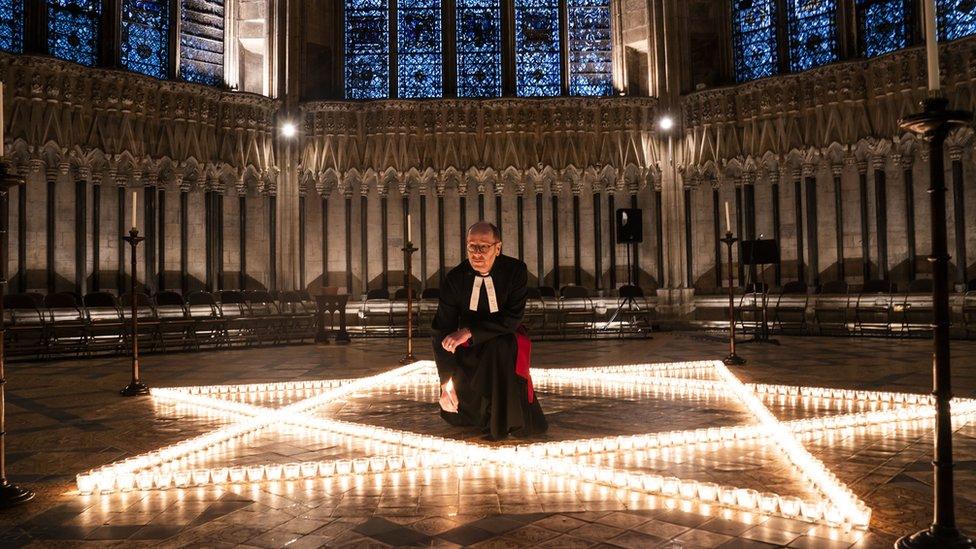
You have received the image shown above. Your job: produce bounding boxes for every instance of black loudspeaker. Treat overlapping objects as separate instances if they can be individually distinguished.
[615,208,643,243]
[741,239,780,265]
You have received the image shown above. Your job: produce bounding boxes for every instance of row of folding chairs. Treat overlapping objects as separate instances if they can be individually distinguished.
[735,279,976,338]
[352,285,657,339]
[2,290,317,358]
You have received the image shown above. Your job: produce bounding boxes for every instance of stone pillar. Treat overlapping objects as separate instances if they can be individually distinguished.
[435,181,445,286]
[803,161,819,289]
[238,182,248,291]
[856,159,871,282]
[378,180,388,290]
[872,154,889,281]
[571,180,582,286]
[74,165,90,296]
[551,179,562,290]
[341,181,354,293]
[831,161,845,282]
[792,166,804,284]
[515,180,525,263]
[91,169,102,292]
[898,154,917,282]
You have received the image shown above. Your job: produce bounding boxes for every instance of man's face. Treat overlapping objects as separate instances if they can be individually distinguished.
[467,231,501,274]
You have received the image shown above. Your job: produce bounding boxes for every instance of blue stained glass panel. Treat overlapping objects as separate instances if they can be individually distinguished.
[787,0,839,72]
[515,0,561,97]
[568,0,612,96]
[345,0,389,99]
[398,0,442,98]
[122,0,170,79]
[180,0,224,86]
[0,0,23,53]
[48,0,102,66]
[731,0,778,82]
[457,0,502,97]
[938,0,976,41]
[857,0,908,57]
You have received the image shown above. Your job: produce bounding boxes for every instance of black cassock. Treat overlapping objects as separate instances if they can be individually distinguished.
[431,254,547,440]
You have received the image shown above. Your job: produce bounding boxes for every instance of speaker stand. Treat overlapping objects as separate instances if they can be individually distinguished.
[601,243,651,337]
[740,264,779,346]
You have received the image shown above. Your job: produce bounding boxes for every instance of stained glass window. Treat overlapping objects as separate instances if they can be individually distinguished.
[48,0,102,66]
[0,0,23,53]
[786,0,838,72]
[345,0,389,99]
[456,0,502,97]
[515,0,561,97]
[856,0,909,57]
[568,0,612,96]
[398,0,442,98]
[938,0,976,41]
[731,0,778,82]
[122,0,171,79]
[180,0,224,86]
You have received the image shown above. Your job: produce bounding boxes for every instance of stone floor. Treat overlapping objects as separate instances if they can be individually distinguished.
[0,332,975,548]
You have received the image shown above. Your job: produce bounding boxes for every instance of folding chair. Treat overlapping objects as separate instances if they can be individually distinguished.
[83,292,126,354]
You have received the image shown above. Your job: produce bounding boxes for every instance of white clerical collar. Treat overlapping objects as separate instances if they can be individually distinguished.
[469,273,499,313]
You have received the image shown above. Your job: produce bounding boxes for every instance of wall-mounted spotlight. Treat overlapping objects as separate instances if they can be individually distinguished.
[281,122,297,138]
[659,116,674,132]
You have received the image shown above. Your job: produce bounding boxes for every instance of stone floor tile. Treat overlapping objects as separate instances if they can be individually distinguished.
[568,521,624,542]
[532,534,596,548]
[698,517,759,537]
[469,536,529,548]
[714,538,780,549]
[741,524,803,546]
[788,535,855,549]
[594,511,648,530]
[438,523,497,546]
[605,529,666,548]
[84,524,144,540]
[672,527,736,548]
[504,524,561,544]
[632,518,691,540]
[128,524,186,541]
[531,514,591,533]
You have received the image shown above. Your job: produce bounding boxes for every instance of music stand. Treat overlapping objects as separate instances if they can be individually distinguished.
[739,239,779,345]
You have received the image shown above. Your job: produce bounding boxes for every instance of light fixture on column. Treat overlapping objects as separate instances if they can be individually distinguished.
[281,122,297,138]
[659,116,674,132]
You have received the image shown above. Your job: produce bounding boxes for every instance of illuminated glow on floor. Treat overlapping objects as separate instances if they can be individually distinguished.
[73,360,976,531]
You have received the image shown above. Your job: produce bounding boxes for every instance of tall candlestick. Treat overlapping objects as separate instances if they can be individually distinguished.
[924,0,940,93]
[724,201,731,234]
[407,213,412,243]
[131,190,137,229]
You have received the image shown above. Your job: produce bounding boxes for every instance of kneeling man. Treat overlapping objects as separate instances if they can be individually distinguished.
[432,221,547,440]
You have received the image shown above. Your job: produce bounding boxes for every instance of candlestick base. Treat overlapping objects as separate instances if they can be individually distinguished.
[120,380,150,397]
[399,353,416,364]
[896,527,975,549]
[0,480,34,508]
[723,353,746,366]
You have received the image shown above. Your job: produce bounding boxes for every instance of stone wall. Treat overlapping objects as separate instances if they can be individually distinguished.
[3,34,976,301]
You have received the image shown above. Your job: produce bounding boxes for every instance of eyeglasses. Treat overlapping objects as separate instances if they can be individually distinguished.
[466,242,499,255]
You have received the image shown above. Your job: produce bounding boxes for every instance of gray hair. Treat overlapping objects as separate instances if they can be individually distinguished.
[467,221,501,241]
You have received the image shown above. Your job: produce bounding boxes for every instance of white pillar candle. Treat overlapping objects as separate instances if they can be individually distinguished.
[724,201,731,234]
[131,190,137,229]
[923,0,940,92]
[407,213,412,243]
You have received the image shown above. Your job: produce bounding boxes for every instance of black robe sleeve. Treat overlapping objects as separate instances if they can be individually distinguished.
[468,261,528,346]
[431,275,461,342]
